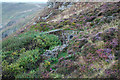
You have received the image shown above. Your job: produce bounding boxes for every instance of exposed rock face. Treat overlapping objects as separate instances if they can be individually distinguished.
[46,29,63,34]
[7,21,16,26]
[58,2,73,10]
[47,1,73,9]
[47,2,55,8]
[62,30,78,44]
[43,44,68,58]
[42,12,53,20]
[45,29,78,44]
[42,29,77,58]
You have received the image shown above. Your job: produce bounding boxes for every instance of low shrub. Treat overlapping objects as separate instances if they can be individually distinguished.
[34,34,61,49]
[16,49,41,70]
[32,22,51,32]
[2,49,42,77]
[2,30,38,52]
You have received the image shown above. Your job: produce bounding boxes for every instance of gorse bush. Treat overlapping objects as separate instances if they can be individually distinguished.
[2,49,42,77]
[16,49,41,70]
[2,31,62,78]
[34,33,61,49]
[2,51,20,64]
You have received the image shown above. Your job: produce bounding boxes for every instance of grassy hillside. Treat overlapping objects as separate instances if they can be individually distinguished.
[1,2,120,79]
[1,2,47,39]
[2,2,46,24]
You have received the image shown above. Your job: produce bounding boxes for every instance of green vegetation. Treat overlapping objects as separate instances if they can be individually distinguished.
[2,30,37,51]
[34,33,61,49]
[2,2,119,79]
[32,22,52,32]
[2,29,61,78]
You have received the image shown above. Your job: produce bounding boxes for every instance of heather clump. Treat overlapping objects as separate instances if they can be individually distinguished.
[1,2,119,79]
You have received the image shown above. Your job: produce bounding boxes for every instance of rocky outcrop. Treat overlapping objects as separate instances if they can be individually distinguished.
[47,1,73,9]
[44,29,77,44]
[42,12,53,20]
[42,29,78,59]
[58,2,73,10]
[42,44,68,58]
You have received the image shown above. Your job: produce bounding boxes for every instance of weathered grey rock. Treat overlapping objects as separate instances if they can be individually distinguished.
[42,12,53,20]
[45,29,77,44]
[46,29,63,34]
[43,44,68,58]
[58,2,73,10]
[97,11,104,16]
[33,22,37,25]
[62,30,78,44]
[47,2,55,8]
[59,5,66,10]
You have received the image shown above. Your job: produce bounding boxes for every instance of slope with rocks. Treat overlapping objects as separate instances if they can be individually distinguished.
[1,1,120,79]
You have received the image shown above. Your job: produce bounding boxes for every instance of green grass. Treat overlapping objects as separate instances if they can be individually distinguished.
[58,51,68,58]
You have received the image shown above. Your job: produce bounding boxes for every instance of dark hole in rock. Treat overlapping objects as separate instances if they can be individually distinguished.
[54,54,56,56]
[70,35,73,39]
[47,52,51,55]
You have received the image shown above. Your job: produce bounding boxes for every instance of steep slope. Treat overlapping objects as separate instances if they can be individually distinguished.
[1,2,120,79]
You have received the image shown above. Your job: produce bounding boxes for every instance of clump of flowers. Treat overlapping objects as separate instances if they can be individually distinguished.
[104,38,118,49]
[44,61,51,66]
[72,22,76,26]
[110,38,118,48]
[12,52,17,55]
[96,48,114,61]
